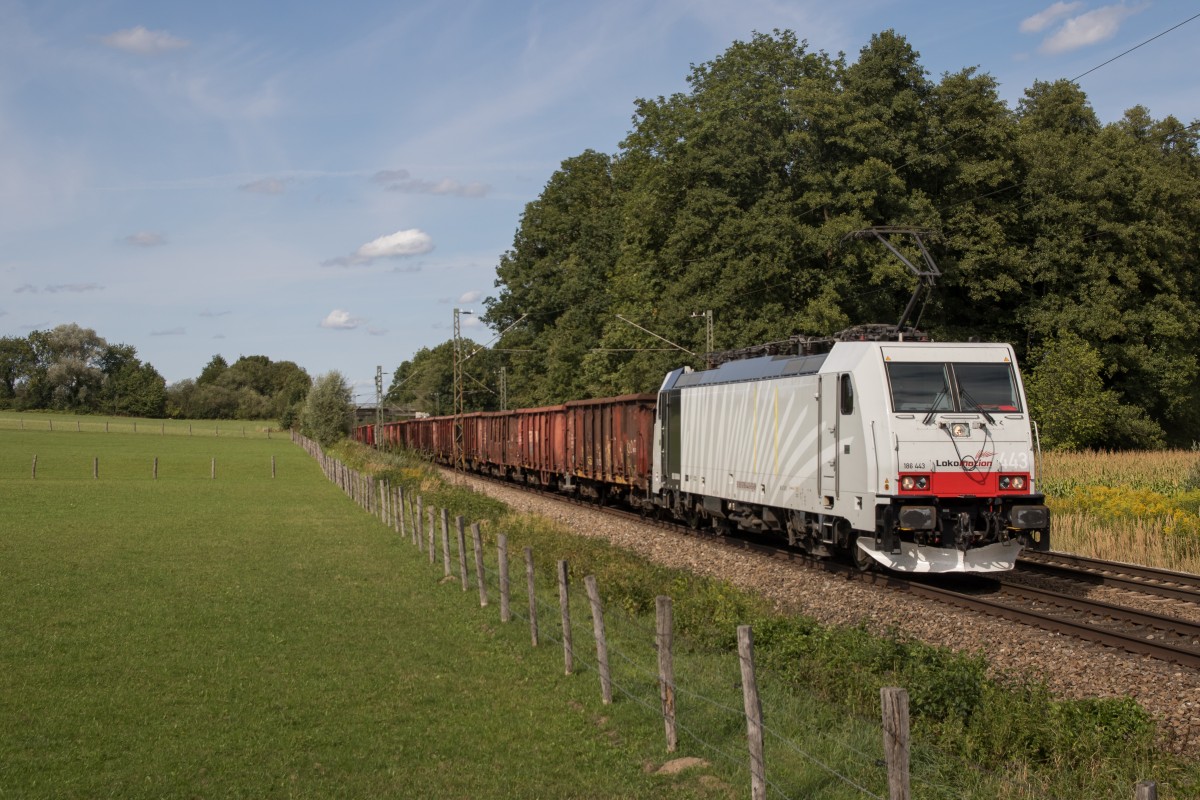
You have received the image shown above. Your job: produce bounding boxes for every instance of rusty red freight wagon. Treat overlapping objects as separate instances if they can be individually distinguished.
[362,393,657,503]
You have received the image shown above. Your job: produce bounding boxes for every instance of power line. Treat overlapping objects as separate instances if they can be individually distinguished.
[1071,11,1200,82]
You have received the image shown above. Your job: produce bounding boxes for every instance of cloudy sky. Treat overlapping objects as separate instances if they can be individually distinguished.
[1,0,1194,399]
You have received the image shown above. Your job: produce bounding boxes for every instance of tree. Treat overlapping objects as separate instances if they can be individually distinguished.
[1025,334,1164,450]
[0,336,36,406]
[40,324,107,411]
[197,355,228,385]
[301,371,353,446]
[97,343,167,417]
[386,339,501,414]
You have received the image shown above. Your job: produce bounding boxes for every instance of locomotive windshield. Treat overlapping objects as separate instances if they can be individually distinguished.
[887,362,1021,413]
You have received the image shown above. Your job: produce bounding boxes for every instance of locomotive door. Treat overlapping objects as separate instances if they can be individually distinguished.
[818,373,842,505]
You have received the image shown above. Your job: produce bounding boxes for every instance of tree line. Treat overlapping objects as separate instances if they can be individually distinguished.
[388,29,1197,450]
[0,324,313,423]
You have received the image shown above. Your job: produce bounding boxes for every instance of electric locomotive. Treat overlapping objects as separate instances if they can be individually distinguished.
[651,337,1050,572]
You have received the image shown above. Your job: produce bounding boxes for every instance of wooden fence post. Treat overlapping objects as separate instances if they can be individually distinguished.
[525,547,538,647]
[657,596,678,752]
[211,458,216,480]
[584,575,612,705]
[427,508,436,564]
[416,496,424,552]
[397,487,407,538]
[498,534,510,622]
[557,560,573,675]
[1135,781,1157,800]
[93,457,98,479]
[440,509,452,577]
[272,456,276,478]
[881,687,911,800]
[738,625,766,800]
[31,454,37,479]
[153,457,158,480]
[472,523,488,607]
[456,515,469,590]
[410,493,419,546]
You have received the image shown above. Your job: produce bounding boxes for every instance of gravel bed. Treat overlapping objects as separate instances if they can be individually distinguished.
[450,471,1200,755]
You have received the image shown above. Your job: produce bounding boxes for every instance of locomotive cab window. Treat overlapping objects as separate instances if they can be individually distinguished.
[887,361,1021,414]
[954,363,1021,412]
[839,373,854,415]
[887,363,952,412]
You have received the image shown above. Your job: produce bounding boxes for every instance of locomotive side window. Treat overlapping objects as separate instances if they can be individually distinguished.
[954,363,1021,412]
[887,363,952,412]
[839,373,854,415]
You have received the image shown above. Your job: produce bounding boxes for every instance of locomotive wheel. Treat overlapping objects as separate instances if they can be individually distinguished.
[852,537,875,572]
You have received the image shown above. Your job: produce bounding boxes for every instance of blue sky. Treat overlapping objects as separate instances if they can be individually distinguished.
[1,0,1195,400]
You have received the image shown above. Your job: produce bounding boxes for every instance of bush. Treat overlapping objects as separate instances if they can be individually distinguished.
[300,371,353,446]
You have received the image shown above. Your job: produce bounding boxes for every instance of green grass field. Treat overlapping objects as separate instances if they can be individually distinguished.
[0,425,726,799]
[6,421,1199,799]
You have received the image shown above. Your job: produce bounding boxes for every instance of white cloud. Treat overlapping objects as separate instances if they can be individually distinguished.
[323,228,434,267]
[239,177,289,195]
[1039,4,1142,54]
[371,169,410,184]
[124,231,165,247]
[20,283,105,294]
[357,229,433,259]
[1020,2,1084,34]
[46,283,103,293]
[386,177,490,198]
[320,309,363,329]
[373,168,489,197]
[458,290,483,304]
[101,26,189,56]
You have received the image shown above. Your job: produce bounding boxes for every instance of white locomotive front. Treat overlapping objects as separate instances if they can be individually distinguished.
[651,340,1050,574]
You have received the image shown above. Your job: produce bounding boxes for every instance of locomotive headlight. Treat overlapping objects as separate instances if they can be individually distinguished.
[900,475,930,491]
[901,476,914,490]
[999,474,1027,491]
[950,423,969,438]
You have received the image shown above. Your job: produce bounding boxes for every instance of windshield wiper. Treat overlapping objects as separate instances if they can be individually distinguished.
[922,389,947,425]
[959,388,996,424]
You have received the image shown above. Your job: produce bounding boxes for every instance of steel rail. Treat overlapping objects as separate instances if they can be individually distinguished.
[1018,550,1200,603]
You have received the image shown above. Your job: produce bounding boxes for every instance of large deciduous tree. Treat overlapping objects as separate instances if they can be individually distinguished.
[301,371,353,446]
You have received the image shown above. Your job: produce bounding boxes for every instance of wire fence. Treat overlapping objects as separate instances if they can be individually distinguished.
[0,414,275,439]
[293,432,1165,800]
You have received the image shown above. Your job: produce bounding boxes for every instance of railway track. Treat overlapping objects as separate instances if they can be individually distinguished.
[451,468,1200,670]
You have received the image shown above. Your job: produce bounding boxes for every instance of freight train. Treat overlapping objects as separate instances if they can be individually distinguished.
[355,336,1050,574]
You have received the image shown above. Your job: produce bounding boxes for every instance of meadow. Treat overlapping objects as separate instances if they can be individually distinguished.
[3,416,1199,798]
[0,423,724,798]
